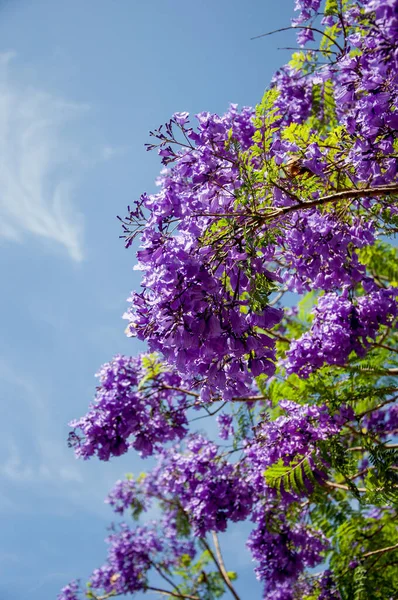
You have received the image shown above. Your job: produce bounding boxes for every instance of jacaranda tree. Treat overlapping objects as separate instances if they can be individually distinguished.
[60,1,398,598]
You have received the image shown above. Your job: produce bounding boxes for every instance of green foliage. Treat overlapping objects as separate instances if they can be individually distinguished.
[353,565,367,600]
[365,445,398,506]
[249,272,278,312]
[325,0,339,16]
[329,509,398,599]
[264,454,319,496]
[358,240,398,286]
[171,547,237,600]
[297,289,319,323]
[232,403,256,448]
[138,352,169,390]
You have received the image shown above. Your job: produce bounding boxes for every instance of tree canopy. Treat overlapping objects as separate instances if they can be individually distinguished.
[60,1,398,599]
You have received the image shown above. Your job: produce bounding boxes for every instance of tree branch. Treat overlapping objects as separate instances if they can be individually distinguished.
[160,385,200,398]
[200,537,241,600]
[325,481,366,493]
[250,25,344,53]
[146,586,200,600]
[356,396,398,419]
[193,184,398,225]
[348,443,398,452]
[363,542,398,559]
[211,532,239,599]
[273,184,398,219]
[151,562,184,598]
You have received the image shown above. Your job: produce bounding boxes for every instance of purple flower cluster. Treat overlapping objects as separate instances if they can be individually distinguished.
[57,581,80,600]
[292,0,321,26]
[106,434,254,537]
[271,63,315,124]
[247,509,327,599]
[148,435,254,536]
[276,0,398,190]
[88,524,162,595]
[68,353,188,460]
[363,403,398,438]
[332,0,397,186]
[244,401,351,494]
[123,106,284,400]
[280,211,375,292]
[105,477,147,515]
[317,570,342,600]
[286,287,398,377]
[216,413,235,440]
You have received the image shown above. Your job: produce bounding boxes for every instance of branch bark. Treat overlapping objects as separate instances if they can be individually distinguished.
[363,542,398,559]
[272,184,398,220]
[325,481,366,493]
[211,532,238,598]
[201,537,241,600]
[146,587,200,600]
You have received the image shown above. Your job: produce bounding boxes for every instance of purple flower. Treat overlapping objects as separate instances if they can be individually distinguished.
[285,288,398,377]
[68,354,189,460]
[57,581,81,600]
[217,413,235,440]
[247,508,327,595]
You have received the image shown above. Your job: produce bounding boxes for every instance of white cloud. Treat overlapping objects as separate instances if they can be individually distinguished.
[0,52,87,261]
[100,144,128,161]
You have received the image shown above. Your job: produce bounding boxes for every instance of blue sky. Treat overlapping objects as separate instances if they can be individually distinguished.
[0,1,297,598]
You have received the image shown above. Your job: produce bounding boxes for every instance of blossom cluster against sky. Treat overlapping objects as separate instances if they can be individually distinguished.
[0,1,296,598]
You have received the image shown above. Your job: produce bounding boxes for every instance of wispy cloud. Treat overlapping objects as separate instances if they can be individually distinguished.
[100,144,128,161]
[0,52,88,261]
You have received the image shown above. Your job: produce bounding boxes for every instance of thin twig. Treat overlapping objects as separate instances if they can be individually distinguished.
[152,563,184,598]
[146,586,200,600]
[277,46,338,55]
[264,329,291,343]
[372,342,398,354]
[250,26,344,53]
[161,385,200,398]
[356,396,398,419]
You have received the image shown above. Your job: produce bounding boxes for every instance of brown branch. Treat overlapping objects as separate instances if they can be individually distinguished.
[372,559,398,573]
[194,184,398,224]
[230,395,269,402]
[325,481,366,492]
[345,367,398,377]
[348,467,370,481]
[372,342,398,354]
[146,586,200,600]
[274,184,398,219]
[348,443,398,452]
[348,466,398,481]
[363,542,398,559]
[356,396,398,419]
[211,532,239,599]
[151,563,184,598]
[161,385,268,404]
[160,385,200,398]
[263,329,291,343]
[269,288,288,306]
[201,537,241,600]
